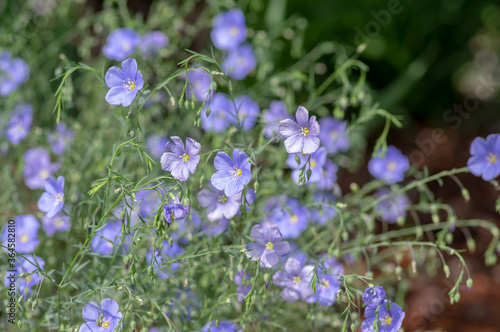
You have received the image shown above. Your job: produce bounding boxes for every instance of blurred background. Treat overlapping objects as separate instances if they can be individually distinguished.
[2,0,500,330]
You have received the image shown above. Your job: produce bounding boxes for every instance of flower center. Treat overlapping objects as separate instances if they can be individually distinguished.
[265,242,274,250]
[488,153,498,164]
[21,235,29,243]
[382,315,392,325]
[232,167,243,178]
[330,130,339,139]
[181,153,190,162]
[293,276,301,284]
[170,213,175,222]
[322,279,330,288]
[56,193,64,202]
[290,215,298,224]
[301,127,310,136]
[39,170,49,179]
[218,195,228,203]
[125,78,136,91]
[230,27,239,36]
[310,159,317,168]
[387,162,396,171]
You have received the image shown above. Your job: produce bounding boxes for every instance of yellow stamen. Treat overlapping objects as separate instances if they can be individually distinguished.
[230,27,239,35]
[322,279,330,288]
[125,79,136,91]
[218,195,228,204]
[102,320,109,328]
[310,159,317,168]
[488,153,498,164]
[301,127,310,136]
[290,215,298,224]
[265,242,274,250]
[21,235,29,243]
[56,193,64,203]
[387,162,396,171]
[39,170,49,179]
[383,316,392,325]
[236,169,242,177]
[293,276,301,284]
[181,153,190,162]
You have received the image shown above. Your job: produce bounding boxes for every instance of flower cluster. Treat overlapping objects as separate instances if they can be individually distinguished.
[103,28,168,61]
[361,285,405,332]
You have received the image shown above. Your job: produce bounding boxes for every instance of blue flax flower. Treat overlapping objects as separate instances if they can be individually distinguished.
[362,285,386,309]
[211,9,247,50]
[186,67,214,101]
[361,300,405,332]
[272,257,315,303]
[105,58,144,107]
[23,148,59,190]
[38,176,65,218]
[211,149,251,197]
[262,101,292,138]
[198,181,242,221]
[79,298,123,332]
[374,188,410,224]
[202,321,243,332]
[316,159,339,190]
[103,28,140,60]
[269,197,309,239]
[160,137,201,182]
[4,255,45,297]
[201,93,232,132]
[139,31,169,59]
[0,51,29,96]
[90,222,123,255]
[234,270,252,302]
[368,146,409,184]
[6,103,33,144]
[163,203,189,227]
[318,117,350,155]
[279,106,320,155]
[146,134,168,159]
[467,134,500,181]
[229,95,260,130]
[147,240,185,279]
[246,224,290,268]
[47,122,74,155]
[312,192,337,226]
[306,273,341,306]
[1,215,40,253]
[42,212,71,237]
[222,44,257,80]
[286,147,327,185]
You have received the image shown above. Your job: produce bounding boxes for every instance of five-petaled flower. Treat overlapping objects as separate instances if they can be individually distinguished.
[362,285,387,309]
[197,181,242,221]
[103,28,140,61]
[160,137,201,182]
[361,300,405,332]
[246,224,290,268]
[105,58,144,107]
[38,176,65,218]
[272,257,315,303]
[467,134,500,181]
[79,298,123,332]
[368,145,409,184]
[279,106,320,155]
[210,9,247,51]
[211,149,251,197]
[1,215,40,253]
[163,203,189,227]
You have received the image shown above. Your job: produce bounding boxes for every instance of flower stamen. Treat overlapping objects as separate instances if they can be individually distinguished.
[265,242,274,250]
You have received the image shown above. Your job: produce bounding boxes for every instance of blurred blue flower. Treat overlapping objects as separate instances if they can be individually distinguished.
[103,28,140,60]
[1,215,40,253]
[4,255,45,297]
[286,147,327,185]
[368,146,409,184]
[362,285,386,309]
[163,203,189,227]
[279,106,320,155]
[222,44,257,80]
[318,117,349,155]
[361,300,405,332]
[139,31,169,59]
[467,134,500,181]
[211,9,247,51]
[201,93,232,132]
[198,181,241,221]
[105,58,144,107]
[312,191,337,226]
[146,134,168,160]
[90,221,123,255]
[316,159,339,190]
[272,257,315,303]
[211,149,251,197]
[79,298,123,332]
[38,176,65,218]
[23,148,59,190]
[147,240,185,279]
[6,103,33,144]
[186,67,214,102]
[0,51,29,96]
[306,273,340,306]
[374,188,410,224]
[160,137,201,182]
[234,270,252,302]
[262,101,292,138]
[270,197,309,239]
[246,224,290,268]
[202,321,242,332]
[228,95,260,130]
[47,122,74,155]
[42,212,71,237]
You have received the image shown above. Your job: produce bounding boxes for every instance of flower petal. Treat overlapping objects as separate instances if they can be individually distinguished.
[249,224,267,244]
[273,241,290,256]
[185,137,201,155]
[284,135,304,154]
[210,171,231,191]
[279,119,301,138]
[214,151,233,171]
[295,106,309,127]
[105,87,126,105]
[121,58,138,79]
[82,301,99,322]
[302,136,320,155]
[105,67,126,87]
